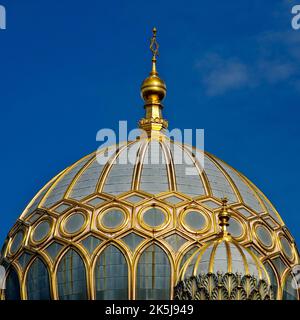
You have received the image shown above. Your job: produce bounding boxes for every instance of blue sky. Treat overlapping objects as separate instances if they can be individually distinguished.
[0,0,299,245]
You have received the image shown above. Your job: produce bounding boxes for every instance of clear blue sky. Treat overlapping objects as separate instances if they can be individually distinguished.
[0,0,299,245]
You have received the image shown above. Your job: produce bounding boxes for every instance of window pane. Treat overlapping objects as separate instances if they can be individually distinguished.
[27,258,51,300]
[95,245,128,300]
[136,244,171,300]
[5,268,21,300]
[57,249,87,300]
[283,272,299,300]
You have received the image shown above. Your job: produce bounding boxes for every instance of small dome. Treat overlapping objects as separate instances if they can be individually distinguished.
[179,236,270,283]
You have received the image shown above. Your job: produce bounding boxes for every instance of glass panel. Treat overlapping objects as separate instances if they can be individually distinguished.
[5,268,21,300]
[120,233,145,252]
[140,141,169,194]
[280,236,293,260]
[184,211,206,231]
[124,195,145,204]
[86,197,105,207]
[143,208,166,228]
[264,262,278,298]
[213,157,263,213]
[18,252,33,270]
[163,196,183,204]
[201,200,220,209]
[283,272,299,300]
[102,209,125,229]
[170,144,205,197]
[136,244,171,300]
[95,245,128,300]
[256,225,273,247]
[272,257,287,277]
[81,236,102,255]
[103,142,141,195]
[33,220,51,242]
[164,234,187,252]
[203,155,237,202]
[10,231,24,255]
[44,242,64,261]
[54,203,72,214]
[26,258,51,300]
[43,154,94,208]
[57,249,87,300]
[64,213,85,234]
[179,247,198,271]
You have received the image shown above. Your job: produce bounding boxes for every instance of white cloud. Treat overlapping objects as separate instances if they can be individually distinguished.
[196,54,251,96]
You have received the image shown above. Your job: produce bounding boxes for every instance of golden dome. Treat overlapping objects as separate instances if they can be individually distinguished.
[176,200,274,300]
[0,29,299,301]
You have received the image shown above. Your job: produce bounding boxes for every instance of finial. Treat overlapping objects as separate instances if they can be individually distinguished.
[150,27,159,75]
[218,197,231,236]
[139,27,168,134]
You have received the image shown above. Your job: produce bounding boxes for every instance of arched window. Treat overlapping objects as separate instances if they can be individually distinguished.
[283,272,299,300]
[95,245,128,300]
[136,244,171,300]
[57,249,87,300]
[263,262,278,299]
[26,258,51,300]
[5,267,21,300]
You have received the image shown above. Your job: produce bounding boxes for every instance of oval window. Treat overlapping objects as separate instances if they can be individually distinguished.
[101,209,126,230]
[142,208,166,228]
[183,211,207,232]
[10,231,24,255]
[32,220,51,243]
[64,212,86,234]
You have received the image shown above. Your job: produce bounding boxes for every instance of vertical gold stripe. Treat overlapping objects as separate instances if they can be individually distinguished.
[208,241,219,273]
[160,139,177,191]
[132,139,149,190]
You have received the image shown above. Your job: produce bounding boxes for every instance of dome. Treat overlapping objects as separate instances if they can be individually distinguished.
[0,28,299,301]
[175,203,274,300]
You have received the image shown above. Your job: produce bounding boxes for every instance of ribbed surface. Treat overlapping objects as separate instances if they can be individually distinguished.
[20,137,282,226]
[181,239,269,283]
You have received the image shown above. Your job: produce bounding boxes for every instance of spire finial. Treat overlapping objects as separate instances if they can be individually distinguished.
[218,197,231,237]
[150,27,159,75]
[139,27,168,134]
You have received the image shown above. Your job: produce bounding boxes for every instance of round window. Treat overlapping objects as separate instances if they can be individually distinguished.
[64,212,86,234]
[142,207,166,228]
[280,236,294,261]
[255,224,273,248]
[32,220,51,243]
[183,210,207,232]
[10,230,24,255]
[101,208,126,230]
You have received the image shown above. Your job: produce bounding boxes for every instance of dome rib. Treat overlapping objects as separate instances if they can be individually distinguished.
[131,139,149,190]
[97,142,135,194]
[20,170,66,219]
[65,153,98,200]
[203,153,238,203]
[102,141,142,195]
[139,140,170,194]
[205,152,242,203]
[40,152,95,209]
[160,140,177,191]
[213,157,264,213]
[172,142,207,197]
